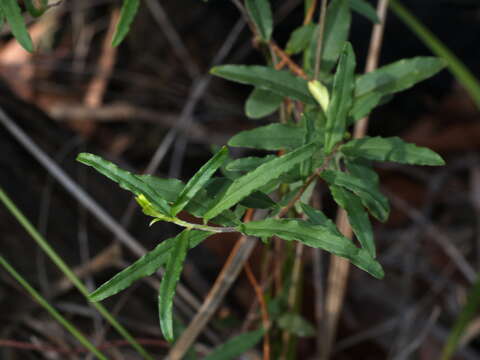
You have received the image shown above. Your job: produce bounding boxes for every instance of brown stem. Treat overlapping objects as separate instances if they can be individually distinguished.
[245,262,270,360]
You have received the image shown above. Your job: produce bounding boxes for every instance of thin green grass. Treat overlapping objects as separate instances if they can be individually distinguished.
[390,0,480,110]
[0,186,154,360]
[0,255,108,360]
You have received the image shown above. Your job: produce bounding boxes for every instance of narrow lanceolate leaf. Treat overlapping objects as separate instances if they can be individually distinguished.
[324,42,356,153]
[112,0,140,46]
[240,218,384,278]
[77,153,171,215]
[89,231,211,302]
[211,65,315,104]
[245,0,273,42]
[226,155,276,172]
[245,88,283,119]
[349,0,380,23]
[0,0,33,52]
[313,0,351,74]
[341,136,445,166]
[171,147,228,216]
[204,143,318,221]
[229,123,305,150]
[321,169,390,222]
[137,176,184,202]
[355,57,446,98]
[285,24,316,55]
[345,158,379,186]
[300,203,340,235]
[204,329,265,360]
[330,185,375,257]
[159,230,190,342]
[349,92,383,123]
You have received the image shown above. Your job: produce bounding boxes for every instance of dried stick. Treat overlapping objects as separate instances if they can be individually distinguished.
[319,1,390,359]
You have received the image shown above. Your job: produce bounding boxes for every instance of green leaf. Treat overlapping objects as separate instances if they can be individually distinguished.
[0,8,4,30]
[159,230,190,342]
[345,158,379,186]
[24,0,48,17]
[355,57,446,98]
[277,313,316,337]
[349,92,383,123]
[240,218,384,278]
[341,136,445,166]
[211,65,315,104]
[228,123,305,151]
[245,88,283,119]
[204,329,264,360]
[285,24,316,55]
[226,155,277,172]
[321,169,390,222]
[324,42,356,153]
[204,178,275,210]
[89,231,210,302]
[245,0,273,42]
[171,147,228,216]
[349,0,380,23]
[239,191,275,209]
[310,0,351,74]
[77,153,171,216]
[204,143,319,221]
[0,0,33,52]
[300,203,340,235]
[137,176,184,202]
[330,185,375,257]
[112,0,140,47]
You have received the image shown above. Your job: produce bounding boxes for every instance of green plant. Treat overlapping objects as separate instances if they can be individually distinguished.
[0,0,448,357]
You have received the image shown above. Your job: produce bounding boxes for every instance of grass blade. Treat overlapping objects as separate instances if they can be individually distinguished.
[441,274,480,360]
[389,0,480,110]
[0,187,154,360]
[0,256,108,360]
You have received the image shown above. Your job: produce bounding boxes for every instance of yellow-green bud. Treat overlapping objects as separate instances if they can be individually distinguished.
[308,80,330,113]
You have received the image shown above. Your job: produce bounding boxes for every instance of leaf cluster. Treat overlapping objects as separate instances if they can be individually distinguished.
[3,0,447,353]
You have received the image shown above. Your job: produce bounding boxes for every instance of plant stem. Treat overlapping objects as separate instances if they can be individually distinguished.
[0,255,108,360]
[170,217,238,233]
